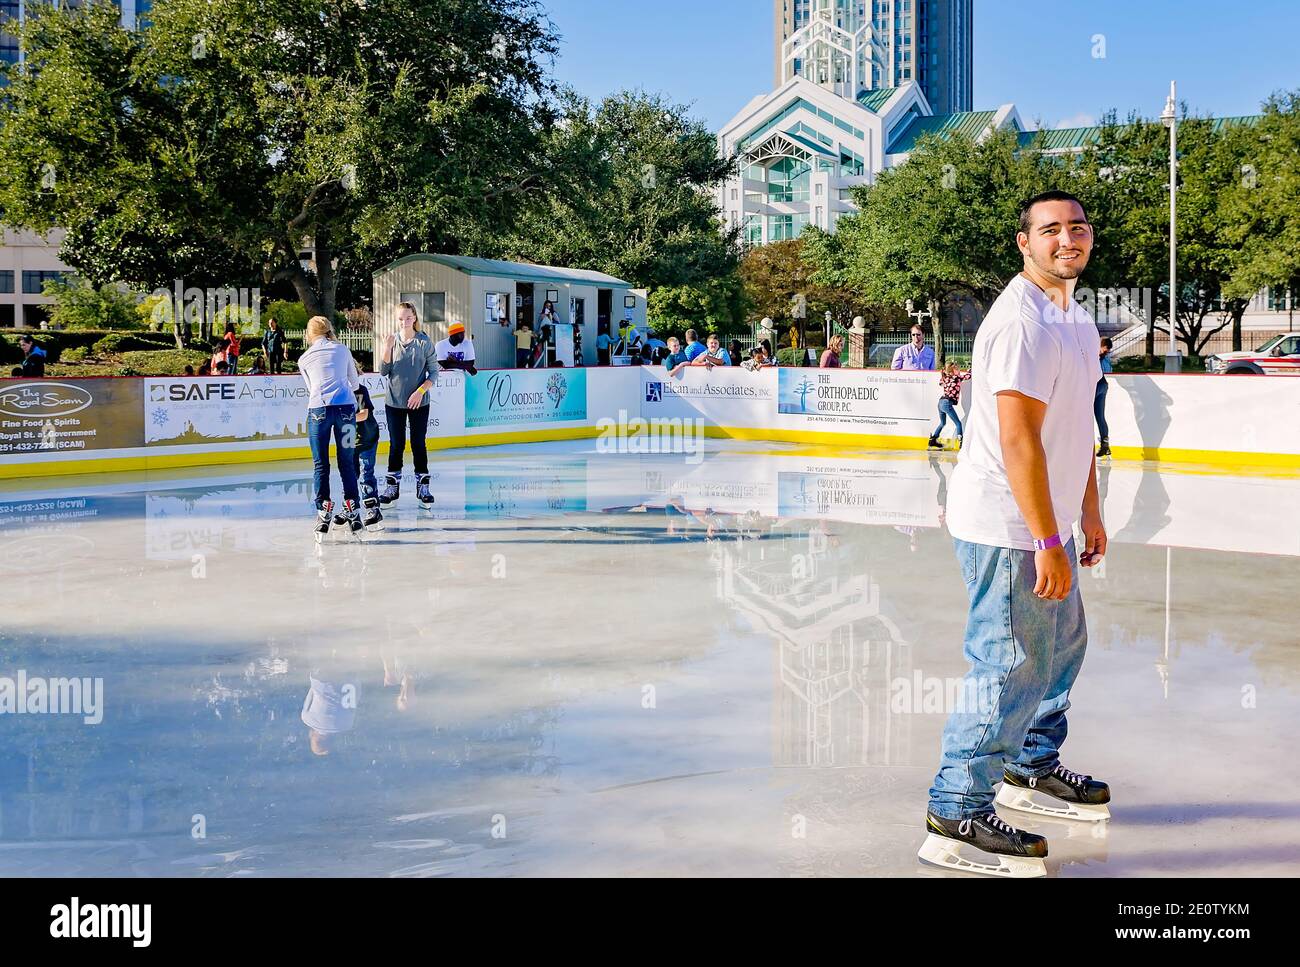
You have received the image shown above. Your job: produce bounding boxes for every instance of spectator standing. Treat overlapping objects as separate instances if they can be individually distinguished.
[515,323,534,369]
[222,322,241,374]
[262,316,286,374]
[820,334,844,368]
[892,325,937,371]
[18,335,46,377]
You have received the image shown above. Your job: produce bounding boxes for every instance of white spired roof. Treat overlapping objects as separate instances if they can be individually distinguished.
[374,254,633,288]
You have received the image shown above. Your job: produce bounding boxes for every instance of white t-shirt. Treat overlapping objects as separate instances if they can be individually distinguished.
[946,274,1102,551]
[435,337,475,365]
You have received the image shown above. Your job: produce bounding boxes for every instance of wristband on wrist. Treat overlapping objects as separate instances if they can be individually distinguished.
[1032,533,1062,551]
[417,385,427,396]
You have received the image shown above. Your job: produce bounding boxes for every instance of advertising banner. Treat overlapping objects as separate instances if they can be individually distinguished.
[142,373,463,449]
[777,368,935,434]
[639,367,775,422]
[465,368,586,429]
[144,376,310,447]
[0,379,144,455]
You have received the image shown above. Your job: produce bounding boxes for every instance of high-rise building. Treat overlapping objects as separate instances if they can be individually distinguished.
[774,0,971,115]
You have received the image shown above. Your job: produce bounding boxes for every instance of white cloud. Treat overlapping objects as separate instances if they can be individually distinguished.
[1054,112,1097,129]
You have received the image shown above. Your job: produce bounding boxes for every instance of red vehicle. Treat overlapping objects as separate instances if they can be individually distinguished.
[1206,334,1300,375]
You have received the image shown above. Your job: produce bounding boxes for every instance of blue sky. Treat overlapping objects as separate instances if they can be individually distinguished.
[541,0,1300,131]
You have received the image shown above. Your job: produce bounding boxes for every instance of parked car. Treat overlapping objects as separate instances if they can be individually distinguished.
[1206,334,1300,374]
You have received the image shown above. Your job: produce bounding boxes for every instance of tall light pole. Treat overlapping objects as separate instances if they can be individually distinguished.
[1161,82,1181,374]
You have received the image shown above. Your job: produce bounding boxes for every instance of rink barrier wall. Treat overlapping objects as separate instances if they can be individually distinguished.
[2,367,1299,479]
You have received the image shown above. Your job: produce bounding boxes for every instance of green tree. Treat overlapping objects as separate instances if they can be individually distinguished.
[43,275,142,330]
[1220,91,1300,349]
[0,0,560,327]
[738,235,869,346]
[486,89,743,323]
[801,128,1060,362]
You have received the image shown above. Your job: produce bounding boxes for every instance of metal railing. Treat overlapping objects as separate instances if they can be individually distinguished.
[868,333,975,366]
[283,329,374,354]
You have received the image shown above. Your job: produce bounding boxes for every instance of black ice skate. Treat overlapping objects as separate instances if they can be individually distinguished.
[361,497,384,530]
[340,499,364,539]
[1096,439,1111,458]
[996,764,1112,822]
[314,500,334,543]
[416,474,434,509]
[927,436,943,450]
[379,474,400,505]
[918,810,1048,878]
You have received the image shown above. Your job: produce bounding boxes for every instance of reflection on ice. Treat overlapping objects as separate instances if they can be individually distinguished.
[0,440,1297,877]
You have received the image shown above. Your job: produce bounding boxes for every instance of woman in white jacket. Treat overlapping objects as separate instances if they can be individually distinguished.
[298,315,362,539]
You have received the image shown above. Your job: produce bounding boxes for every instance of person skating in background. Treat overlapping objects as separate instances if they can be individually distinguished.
[922,190,1109,878]
[221,321,241,375]
[928,361,972,451]
[379,301,439,509]
[298,315,363,541]
[436,322,478,376]
[262,316,286,374]
[820,334,843,368]
[1095,337,1113,458]
[892,325,937,371]
[346,381,383,529]
[18,335,46,377]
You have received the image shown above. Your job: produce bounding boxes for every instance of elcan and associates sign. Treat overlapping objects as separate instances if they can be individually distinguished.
[0,380,144,455]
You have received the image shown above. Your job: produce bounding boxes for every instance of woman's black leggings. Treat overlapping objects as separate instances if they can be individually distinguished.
[385,405,430,476]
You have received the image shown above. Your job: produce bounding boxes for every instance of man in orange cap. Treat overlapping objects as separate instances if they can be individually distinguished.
[436,321,477,376]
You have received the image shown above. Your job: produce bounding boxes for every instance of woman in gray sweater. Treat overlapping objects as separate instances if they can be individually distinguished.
[378,301,440,507]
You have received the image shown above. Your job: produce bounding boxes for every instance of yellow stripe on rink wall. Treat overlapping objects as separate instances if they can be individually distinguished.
[7,424,1300,479]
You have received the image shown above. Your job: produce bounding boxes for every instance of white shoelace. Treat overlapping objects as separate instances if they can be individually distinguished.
[1054,764,1091,785]
[958,813,1015,837]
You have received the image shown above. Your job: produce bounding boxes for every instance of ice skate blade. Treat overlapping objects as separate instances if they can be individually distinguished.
[996,783,1111,822]
[917,833,1046,878]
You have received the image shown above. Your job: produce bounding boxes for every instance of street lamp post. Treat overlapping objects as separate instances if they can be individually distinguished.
[1161,81,1181,374]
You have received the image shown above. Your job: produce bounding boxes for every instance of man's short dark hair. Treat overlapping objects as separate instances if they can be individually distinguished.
[18,334,34,345]
[1018,190,1089,236]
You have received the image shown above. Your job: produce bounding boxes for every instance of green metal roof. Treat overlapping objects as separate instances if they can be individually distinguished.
[856,87,899,113]
[1017,127,1104,151]
[783,129,838,157]
[374,254,633,287]
[886,111,998,154]
[1017,115,1263,152]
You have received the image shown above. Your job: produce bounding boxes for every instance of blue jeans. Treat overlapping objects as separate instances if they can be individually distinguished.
[931,398,963,440]
[928,536,1088,820]
[355,441,379,502]
[307,405,359,508]
[1094,378,1109,440]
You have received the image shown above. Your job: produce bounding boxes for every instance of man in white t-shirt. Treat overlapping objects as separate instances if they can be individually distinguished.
[436,322,478,376]
[920,191,1111,877]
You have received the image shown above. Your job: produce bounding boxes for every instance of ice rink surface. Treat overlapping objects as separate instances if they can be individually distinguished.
[1,439,1297,877]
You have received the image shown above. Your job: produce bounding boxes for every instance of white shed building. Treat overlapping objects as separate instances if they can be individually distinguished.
[372,254,647,370]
